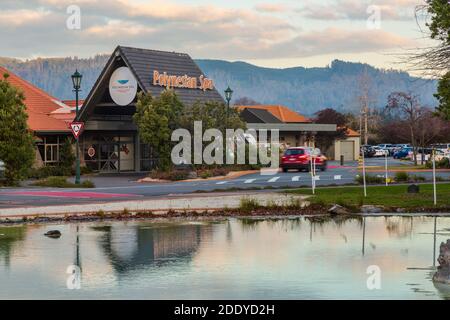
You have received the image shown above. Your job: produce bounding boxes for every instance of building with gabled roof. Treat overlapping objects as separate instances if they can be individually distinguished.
[0,66,75,167]
[77,46,225,172]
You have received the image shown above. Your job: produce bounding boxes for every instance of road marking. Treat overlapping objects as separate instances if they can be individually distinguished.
[244,179,256,184]
[313,176,321,181]
[334,175,342,180]
[216,181,228,185]
[267,177,280,183]
[292,176,300,182]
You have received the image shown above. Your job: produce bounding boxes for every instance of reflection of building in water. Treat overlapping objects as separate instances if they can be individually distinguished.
[98,224,213,274]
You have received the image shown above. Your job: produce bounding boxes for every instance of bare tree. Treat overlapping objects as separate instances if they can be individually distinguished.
[386,92,427,165]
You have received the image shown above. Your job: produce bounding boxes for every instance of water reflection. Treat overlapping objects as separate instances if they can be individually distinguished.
[0,216,449,299]
[96,223,214,275]
[0,226,26,267]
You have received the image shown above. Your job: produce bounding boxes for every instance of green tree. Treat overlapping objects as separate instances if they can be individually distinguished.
[435,71,450,120]
[0,73,35,185]
[59,137,75,175]
[426,0,450,119]
[427,0,450,44]
[133,90,183,171]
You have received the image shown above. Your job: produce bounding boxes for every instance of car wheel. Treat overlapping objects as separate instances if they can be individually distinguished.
[282,168,288,173]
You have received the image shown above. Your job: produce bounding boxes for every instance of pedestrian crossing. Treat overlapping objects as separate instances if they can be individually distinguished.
[215,174,350,185]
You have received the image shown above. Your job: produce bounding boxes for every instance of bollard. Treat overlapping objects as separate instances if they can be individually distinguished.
[340,155,344,166]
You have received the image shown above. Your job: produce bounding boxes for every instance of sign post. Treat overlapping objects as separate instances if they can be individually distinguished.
[70,121,84,185]
[432,148,437,206]
[362,149,367,197]
[385,152,389,187]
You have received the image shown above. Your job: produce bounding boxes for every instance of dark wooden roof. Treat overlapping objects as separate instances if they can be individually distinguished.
[240,108,282,124]
[78,46,225,122]
[119,46,225,105]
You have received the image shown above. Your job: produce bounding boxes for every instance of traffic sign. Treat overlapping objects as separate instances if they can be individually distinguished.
[70,122,84,139]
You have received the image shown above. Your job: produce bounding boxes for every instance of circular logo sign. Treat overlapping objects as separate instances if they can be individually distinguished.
[87,146,96,158]
[109,67,138,106]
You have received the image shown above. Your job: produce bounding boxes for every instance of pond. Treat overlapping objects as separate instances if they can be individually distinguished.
[0,216,449,300]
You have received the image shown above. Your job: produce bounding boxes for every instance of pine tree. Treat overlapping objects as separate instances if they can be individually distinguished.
[0,73,35,185]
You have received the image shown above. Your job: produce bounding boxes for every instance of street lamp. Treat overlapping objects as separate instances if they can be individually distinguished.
[71,70,82,185]
[224,86,233,128]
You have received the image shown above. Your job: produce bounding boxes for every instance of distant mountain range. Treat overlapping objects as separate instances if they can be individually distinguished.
[0,55,438,116]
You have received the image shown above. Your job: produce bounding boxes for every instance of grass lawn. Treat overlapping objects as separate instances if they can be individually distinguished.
[289,183,450,209]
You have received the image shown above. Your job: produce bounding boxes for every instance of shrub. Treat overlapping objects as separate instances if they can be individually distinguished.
[150,169,189,181]
[410,175,426,182]
[395,171,409,182]
[239,198,261,213]
[355,174,384,184]
[31,176,95,188]
[425,157,450,169]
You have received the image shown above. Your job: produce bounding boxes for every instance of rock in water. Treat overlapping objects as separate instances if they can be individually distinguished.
[328,204,350,215]
[361,205,385,214]
[44,230,62,238]
[433,239,450,285]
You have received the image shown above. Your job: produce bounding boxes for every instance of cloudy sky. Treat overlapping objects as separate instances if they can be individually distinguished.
[0,0,436,69]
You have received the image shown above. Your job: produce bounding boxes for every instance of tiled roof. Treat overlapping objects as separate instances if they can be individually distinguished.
[0,66,71,132]
[240,108,282,124]
[346,128,360,137]
[236,105,311,123]
[62,100,84,108]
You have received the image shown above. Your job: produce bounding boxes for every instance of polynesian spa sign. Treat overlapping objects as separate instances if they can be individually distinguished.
[109,67,138,106]
[153,70,214,91]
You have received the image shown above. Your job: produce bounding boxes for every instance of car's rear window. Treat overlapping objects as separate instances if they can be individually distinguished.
[285,149,305,156]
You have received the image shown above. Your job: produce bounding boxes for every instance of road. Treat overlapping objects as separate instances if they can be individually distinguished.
[0,159,449,209]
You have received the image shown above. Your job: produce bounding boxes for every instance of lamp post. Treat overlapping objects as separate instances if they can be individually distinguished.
[224,86,233,128]
[71,70,82,185]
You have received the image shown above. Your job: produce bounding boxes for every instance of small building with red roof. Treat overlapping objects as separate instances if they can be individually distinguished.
[0,66,76,167]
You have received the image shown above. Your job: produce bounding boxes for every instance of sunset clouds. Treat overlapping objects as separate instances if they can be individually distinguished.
[0,0,427,69]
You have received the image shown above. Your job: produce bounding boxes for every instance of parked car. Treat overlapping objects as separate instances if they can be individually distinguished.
[393,147,412,159]
[431,143,450,153]
[377,144,395,155]
[392,144,411,154]
[361,145,376,158]
[372,146,389,157]
[280,147,327,172]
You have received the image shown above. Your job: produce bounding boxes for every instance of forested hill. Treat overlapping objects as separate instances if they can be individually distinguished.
[0,56,437,116]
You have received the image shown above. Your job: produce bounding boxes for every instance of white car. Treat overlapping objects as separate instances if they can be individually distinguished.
[372,146,388,157]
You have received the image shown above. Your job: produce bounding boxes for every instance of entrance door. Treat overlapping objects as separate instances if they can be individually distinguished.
[100,143,119,172]
[341,141,355,161]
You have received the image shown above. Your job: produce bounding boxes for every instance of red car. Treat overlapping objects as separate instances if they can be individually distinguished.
[280,147,327,172]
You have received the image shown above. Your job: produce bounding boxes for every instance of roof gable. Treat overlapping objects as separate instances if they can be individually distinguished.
[237,105,311,123]
[241,108,282,123]
[79,46,225,121]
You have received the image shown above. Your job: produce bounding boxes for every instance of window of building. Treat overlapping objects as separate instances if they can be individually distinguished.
[37,136,62,165]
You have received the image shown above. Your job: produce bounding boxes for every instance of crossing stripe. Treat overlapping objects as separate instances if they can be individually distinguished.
[267,177,280,183]
[244,179,256,184]
[216,181,228,185]
[334,175,342,180]
[292,176,300,182]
